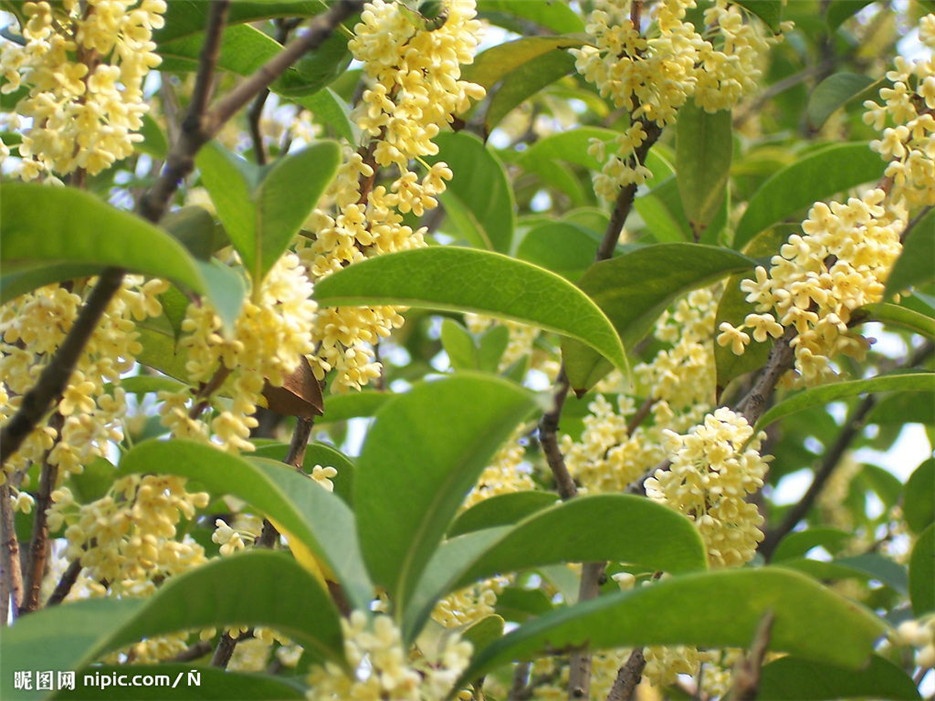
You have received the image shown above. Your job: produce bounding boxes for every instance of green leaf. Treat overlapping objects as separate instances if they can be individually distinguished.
[354,374,537,617]
[0,552,344,701]
[903,458,935,534]
[734,0,783,32]
[158,24,281,77]
[448,491,559,537]
[408,494,707,643]
[755,373,935,430]
[425,132,515,253]
[318,390,390,423]
[676,101,732,236]
[771,527,853,562]
[563,244,755,391]
[49,666,305,700]
[155,1,324,43]
[195,143,257,268]
[825,0,874,29]
[516,222,604,281]
[886,207,935,296]
[851,302,935,339]
[758,655,921,701]
[462,35,582,94]
[458,567,884,688]
[136,323,189,381]
[196,141,339,286]
[255,141,341,281]
[0,262,102,304]
[0,183,205,295]
[160,206,228,261]
[196,259,248,333]
[807,73,877,130]
[460,615,506,655]
[477,0,585,34]
[910,524,934,616]
[314,247,629,375]
[441,318,480,370]
[734,143,884,249]
[634,176,692,243]
[118,440,373,610]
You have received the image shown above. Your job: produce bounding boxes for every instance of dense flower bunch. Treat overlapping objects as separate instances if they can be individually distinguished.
[159,253,317,452]
[644,408,770,568]
[306,611,473,700]
[717,189,903,384]
[864,14,935,210]
[572,0,785,200]
[0,0,165,179]
[300,0,484,392]
[0,277,167,483]
[48,475,208,596]
[563,289,718,493]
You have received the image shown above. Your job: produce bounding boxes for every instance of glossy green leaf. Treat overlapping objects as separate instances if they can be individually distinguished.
[318,390,390,423]
[441,318,480,370]
[196,259,248,333]
[516,222,604,281]
[734,143,884,249]
[518,127,617,173]
[136,323,189,381]
[0,552,344,701]
[354,374,537,615]
[903,458,935,534]
[807,73,877,130]
[161,206,228,261]
[118,439,373,610]
[0,183,205,294]
[886,207,935,296]
[155,1,324,43]
[758,655,921,701]
[457,567,883,690]
[460,615,506,655]
[910,524,934,616]
[425,132,515,252]
[771,527,853,562]
[463,35,582,94]
[253,441,356,505]
[780,556,907,595]
[255,141,341,280]
[477,0,585,34]
[735,0,783,32]
[158,24,280,77]
[563,244,755,391]
[48,665,305,700]
[755,373,935,430]
[314,247,628,374]
[634,176,692,243]
[0,262,102,304]
[408,494,707,642]
[676,101,732,236]
[825,0,874,29]
[195,143,256,266]
[448,491,559,537]
[851,302,935,339]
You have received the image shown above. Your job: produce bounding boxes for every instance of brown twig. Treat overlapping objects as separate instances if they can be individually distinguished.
[172,640,215,663]
[46,558,82,606]
[21,413,64,613]
[606,648,646,701]
[735,326,797,426]
[0,483,25,620]
[212,628,253,668]
[727,610,775,701]
[539,371,577,500]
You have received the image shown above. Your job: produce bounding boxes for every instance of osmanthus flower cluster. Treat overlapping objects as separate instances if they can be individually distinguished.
[306,611,473,701]
[572,0,787,201]
[299,0,485,392]
[718,14,933,384]
[0,276,167,484]
[0,0,166,179]
[159,253,318,452]
[563,289,718,493]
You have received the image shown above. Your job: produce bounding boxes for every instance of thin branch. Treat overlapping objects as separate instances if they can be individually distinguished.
[21,413,64,613]
[606,648,646,701]
[248,89,271,165]
[539,371,577,500]
[0,483,24,621]
[760,340,935,560]
[902,205,933,245]
[569,561,607,698]
[46,558,82,606]
[727,610,775,701]
[212,628,252,668]
[735,326,797,425]
[172,640,215,663]
[596,121,663,261]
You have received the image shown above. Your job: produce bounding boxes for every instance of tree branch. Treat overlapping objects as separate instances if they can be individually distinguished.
[46,558,82,607]
[606,648,646,701]
[0,483,24,621]
[727,610,774,701]
[735,325,797,426]
[539,371,577,500]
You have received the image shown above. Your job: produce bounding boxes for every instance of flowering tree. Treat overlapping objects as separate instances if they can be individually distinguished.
[0,0,933,699]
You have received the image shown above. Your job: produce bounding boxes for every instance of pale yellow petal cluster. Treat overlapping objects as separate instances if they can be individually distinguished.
[0,0,165,178]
